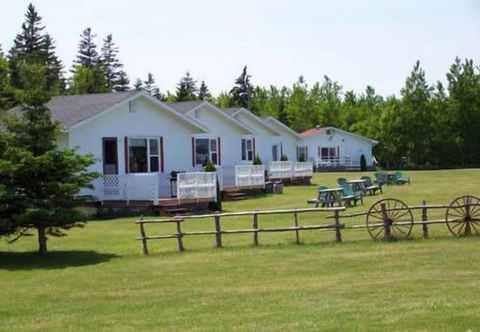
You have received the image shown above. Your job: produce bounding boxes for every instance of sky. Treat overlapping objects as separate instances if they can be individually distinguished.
[1,0,479,97]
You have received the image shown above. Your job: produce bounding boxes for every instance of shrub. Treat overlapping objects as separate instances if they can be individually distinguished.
[360,154,367,171]
[280,154,288,161]
[204,160,216,172]
[253,154,262,165]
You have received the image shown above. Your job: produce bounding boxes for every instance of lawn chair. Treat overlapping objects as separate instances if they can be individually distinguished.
[361,176,382,195]
[341,184,363,207]
[307,186,330,207]
[337,177,347,186]
[394,171,411,184]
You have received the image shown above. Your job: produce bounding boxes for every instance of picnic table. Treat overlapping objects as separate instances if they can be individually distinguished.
[346,179,366,194]
[319,187,344,206]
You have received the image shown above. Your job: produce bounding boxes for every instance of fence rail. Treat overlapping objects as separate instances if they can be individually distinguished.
[136,195,480,255]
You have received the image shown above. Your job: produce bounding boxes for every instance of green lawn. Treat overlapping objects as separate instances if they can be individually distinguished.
[1,169,480,331]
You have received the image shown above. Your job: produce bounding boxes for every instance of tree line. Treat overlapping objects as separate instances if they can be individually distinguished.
[1,4,480,169]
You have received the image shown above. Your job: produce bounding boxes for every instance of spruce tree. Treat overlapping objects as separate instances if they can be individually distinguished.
[73,27,99,68]
[8,4,64,94]
[176,71,198,101]
[230,66,254,109]
[0,45,14,110]
[134,78,143,91]
[198,80,211,100]
[0,63,97,255]
[143,73,157,96]
[101,34,129,92]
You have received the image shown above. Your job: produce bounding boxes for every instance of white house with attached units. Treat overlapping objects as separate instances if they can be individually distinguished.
[8,91,377,205]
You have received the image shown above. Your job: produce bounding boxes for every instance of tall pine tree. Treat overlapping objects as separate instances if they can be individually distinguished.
[101,34,129,92]
[198,80,211,100]
[73,27,99,68]
[230,66,254,110]
[176,71,198,101]
[8,3,64,94]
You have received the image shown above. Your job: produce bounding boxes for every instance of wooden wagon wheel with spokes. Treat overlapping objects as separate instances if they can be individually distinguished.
[366,198,414,240]
[445,195,480,237]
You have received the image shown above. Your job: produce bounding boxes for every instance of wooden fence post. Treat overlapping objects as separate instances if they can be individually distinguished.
[294,210,300,244]
[175,217,185,252]
[422,200,429,239]
[334,209,342,242]
[139,215,149,256]
[214,213,222,248]
[253,213,259,246]
[380,203,392,240]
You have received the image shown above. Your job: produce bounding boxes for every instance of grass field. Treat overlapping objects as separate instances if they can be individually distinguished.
[1,169,480,331]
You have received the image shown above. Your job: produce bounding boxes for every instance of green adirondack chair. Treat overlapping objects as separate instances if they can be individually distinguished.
[337,177,348,186]
[374,171,388,187]
[395,171,411,184]
[361,175,382,195]
[341,184,363,207]
[308,186,330,207]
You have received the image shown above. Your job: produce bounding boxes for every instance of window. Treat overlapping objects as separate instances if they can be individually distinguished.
[319,146,338,161]
[195,138,218,166]
[102,138,118,174]
[297,146,308,162]
[129,138,160,173]
[242,138,254,161]
[272,145,279,161]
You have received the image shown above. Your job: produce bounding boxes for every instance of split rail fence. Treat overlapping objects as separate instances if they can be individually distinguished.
[136,195,480,255]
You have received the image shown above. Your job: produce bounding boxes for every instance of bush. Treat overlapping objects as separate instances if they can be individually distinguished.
[204,160,216,172]
[360,154,367,171]
[280,154,288,161]
[253,154,262,165]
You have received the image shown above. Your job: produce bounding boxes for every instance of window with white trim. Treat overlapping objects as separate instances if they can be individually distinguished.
[195,138,218,166]
[129,137,160,173]
[297,146,308,162]
[241,138,254,161]
[319,146,338,161]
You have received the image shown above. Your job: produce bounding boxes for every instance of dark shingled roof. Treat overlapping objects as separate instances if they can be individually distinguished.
[168,101,205,114]
[43,91,139,127]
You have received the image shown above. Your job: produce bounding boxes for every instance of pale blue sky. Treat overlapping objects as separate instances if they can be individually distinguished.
[2,0,479,96]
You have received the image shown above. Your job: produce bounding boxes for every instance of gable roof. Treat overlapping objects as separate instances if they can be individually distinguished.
[223,108,281,136]
[301,126,378,144]
[262,116,302,140]
[8,91,209,132]
[169,101,254,134]
[168,101,205,114]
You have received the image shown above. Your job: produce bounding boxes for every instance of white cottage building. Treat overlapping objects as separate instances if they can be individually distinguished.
[299,126,378,169]
[8,91,377,204]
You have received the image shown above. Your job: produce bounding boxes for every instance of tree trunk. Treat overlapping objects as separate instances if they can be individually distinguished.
[37,226,47,256]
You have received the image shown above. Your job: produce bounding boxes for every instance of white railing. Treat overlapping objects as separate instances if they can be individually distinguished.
[294,161,313,177]
[268,161,293,179]
[126,173,159,205]
[177,172,217,202]
[235,165,265,188]
[315,157,360,169]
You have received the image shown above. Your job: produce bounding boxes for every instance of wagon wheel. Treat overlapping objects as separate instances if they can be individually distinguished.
[445,195,480,237]
[366,198,414,240]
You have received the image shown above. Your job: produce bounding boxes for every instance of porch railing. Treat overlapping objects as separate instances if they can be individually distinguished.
[235,165,265,188]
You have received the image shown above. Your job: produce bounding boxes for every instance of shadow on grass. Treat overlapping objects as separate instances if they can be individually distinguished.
[0,250,118,271]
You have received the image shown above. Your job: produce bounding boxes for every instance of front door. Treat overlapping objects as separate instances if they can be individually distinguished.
[102,137,118,174]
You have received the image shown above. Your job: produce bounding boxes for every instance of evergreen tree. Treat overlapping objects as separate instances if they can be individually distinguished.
[176,71,198,101]
[101,34,129,92]
[400,60,434,166]
[230,66,254,109]
[0,46,14,110]
[115,70,130,92]
[8,4,64,94]
[198,80,211,100]
[446,58,480,166]
[42,34,65,94]
[143,73,157,96]
[134,78,143,91]
[73,27,99,68]
[0,63,97,255]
